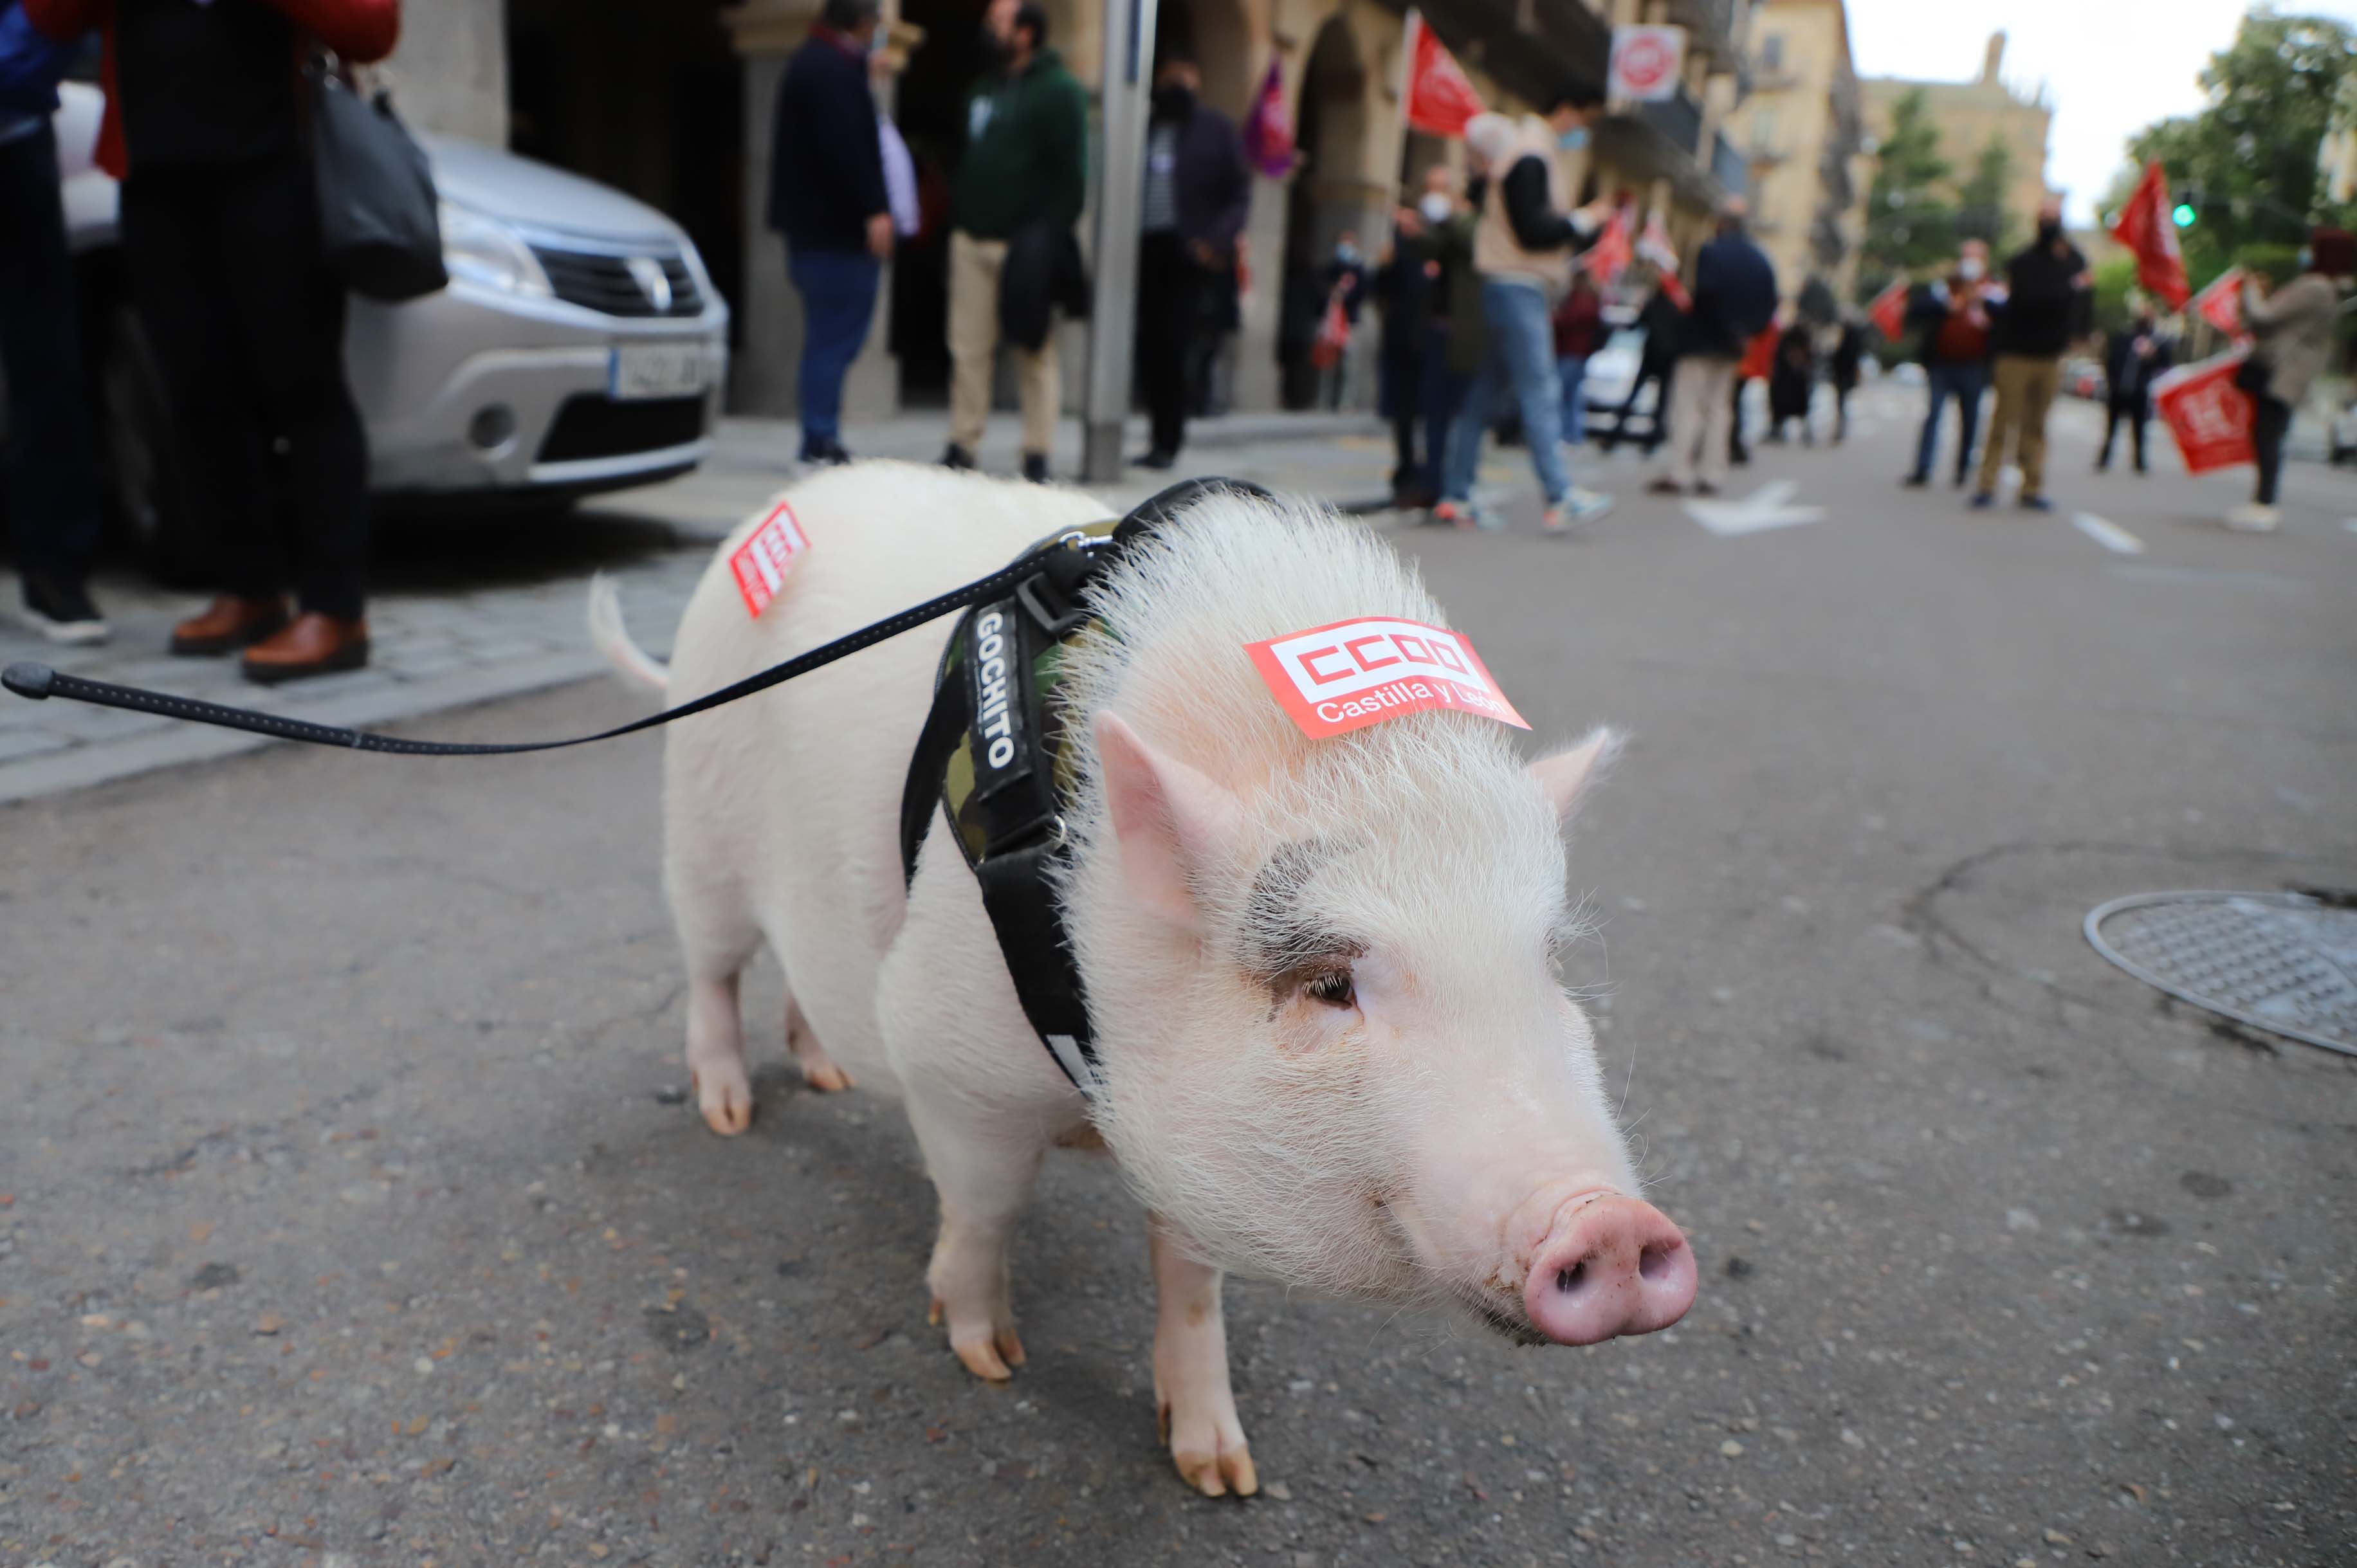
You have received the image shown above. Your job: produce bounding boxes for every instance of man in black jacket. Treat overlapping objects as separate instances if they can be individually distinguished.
[2096,302,2174,473]
[1973,197,2091,511]
[767,0,892,466]
[1649,197,1777,497]
[1134,54,1247,468]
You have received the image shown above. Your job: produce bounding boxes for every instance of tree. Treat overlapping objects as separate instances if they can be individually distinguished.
[2121,8,2357,291]
[1859,89,1957,296]
[1956,135,2014,251]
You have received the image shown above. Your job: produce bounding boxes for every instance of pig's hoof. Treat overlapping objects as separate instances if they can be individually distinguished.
[1160,1400,1257,1499]
[932,1299,1024,1381]
[689,1066,753,1136]
[798,1057,854,1093]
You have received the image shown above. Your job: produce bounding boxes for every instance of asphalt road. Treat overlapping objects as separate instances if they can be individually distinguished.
[3,390,2353,1568]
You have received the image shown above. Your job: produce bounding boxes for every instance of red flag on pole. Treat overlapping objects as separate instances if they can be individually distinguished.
[1581,209,1635,284]
[2109,161,2190,311]
[1635,211,1689,307]
[1242,58,1296,179]
[1404,14,1485,138]
[1867,278,1909,340]
[2191,266,2244,335]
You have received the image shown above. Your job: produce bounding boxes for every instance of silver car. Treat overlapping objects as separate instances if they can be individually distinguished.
[45,82,729,580]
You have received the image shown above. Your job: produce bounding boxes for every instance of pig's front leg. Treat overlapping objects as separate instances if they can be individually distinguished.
[1150,1215,1257,1498]
[905,1089,1041,1381]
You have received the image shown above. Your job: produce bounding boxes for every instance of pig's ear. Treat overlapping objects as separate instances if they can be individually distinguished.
[1092,711,1239,930]
[1528,726,1622,825]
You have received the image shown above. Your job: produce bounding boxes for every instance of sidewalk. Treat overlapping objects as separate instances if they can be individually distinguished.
[0,409,1386,807]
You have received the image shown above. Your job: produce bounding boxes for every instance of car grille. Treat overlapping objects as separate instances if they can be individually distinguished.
[538,395,707,463]
[530,245,704,318]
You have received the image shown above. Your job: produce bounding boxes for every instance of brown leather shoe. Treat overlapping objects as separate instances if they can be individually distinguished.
[169,595,289,656]
[240,612,369,684]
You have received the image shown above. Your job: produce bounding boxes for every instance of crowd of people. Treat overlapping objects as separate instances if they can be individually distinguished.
[3,0,2345,677]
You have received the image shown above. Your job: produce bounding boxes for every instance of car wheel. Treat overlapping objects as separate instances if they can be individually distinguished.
[96,304,210,587]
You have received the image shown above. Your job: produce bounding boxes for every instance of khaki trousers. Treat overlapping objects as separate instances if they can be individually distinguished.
[1977,354,2060,497]
[948,230,1060,455]
[1662,354,1737,490]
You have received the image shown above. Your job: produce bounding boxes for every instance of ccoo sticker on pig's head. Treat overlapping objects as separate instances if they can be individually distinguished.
[1049,492,1696,1352]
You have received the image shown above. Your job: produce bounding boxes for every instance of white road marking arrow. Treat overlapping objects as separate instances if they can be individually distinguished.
[2072,512,2146,555]
[1684,479,1826,537]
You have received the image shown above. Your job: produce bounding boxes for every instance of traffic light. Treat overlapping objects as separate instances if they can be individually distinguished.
[2172,189,2199,228]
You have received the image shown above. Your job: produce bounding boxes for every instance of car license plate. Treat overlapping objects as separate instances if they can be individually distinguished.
[609,343,707,401]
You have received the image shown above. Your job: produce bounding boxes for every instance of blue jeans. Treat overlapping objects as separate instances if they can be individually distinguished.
[787,247,882,449]
[1913,360,1988,480]
[1441,278,1571,506]
[1557,354,1588,449]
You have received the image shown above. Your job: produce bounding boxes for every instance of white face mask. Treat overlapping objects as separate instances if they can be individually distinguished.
[1418,192,1453,224]
[1958,257,1985,282]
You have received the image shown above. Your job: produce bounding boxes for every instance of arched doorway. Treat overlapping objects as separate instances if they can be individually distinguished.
[1278,13,1370,409]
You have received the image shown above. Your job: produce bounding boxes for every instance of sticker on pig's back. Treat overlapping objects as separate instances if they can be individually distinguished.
[1246,617,1528,738]
[728,499,811,619]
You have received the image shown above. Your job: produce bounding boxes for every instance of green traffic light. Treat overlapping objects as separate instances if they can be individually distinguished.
[2172,202,2197,228]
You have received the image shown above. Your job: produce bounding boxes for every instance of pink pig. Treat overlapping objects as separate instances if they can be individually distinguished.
[589,464,1697,1496]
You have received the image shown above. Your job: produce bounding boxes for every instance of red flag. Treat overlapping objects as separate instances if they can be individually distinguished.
[2110,161,2190,311]
[2153,351,2255,473]
[1581,210,1634,284]
[1655,268,1690,311]
[1867,278,1909,340]
[1636,210,1678,273]
[1242,59,1295,179]
[2191,266,2244,335]
[1404,14,1485,138]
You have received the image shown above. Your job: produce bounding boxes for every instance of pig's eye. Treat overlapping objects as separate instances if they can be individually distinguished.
[1304,969,1356,1009]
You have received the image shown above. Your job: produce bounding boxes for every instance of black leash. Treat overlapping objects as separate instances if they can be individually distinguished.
[0,534,1096,758]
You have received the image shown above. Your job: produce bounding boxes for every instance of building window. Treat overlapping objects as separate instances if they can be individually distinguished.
[1750,107,1778,153]
[1759,33,1784,73]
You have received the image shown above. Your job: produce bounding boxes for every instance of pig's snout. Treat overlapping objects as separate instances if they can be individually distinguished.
[1521,1195,1697,1347]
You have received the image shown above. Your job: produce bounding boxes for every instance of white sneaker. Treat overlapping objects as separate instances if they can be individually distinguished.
[1566,487,1616,523]
[2224,502,2281,533]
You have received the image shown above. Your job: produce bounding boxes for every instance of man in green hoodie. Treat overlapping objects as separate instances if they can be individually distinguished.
[942,0,1088,482]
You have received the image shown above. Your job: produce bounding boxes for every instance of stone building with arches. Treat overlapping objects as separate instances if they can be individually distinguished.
[383,0,1755,423]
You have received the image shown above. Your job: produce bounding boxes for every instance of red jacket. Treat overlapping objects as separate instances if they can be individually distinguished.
[24,0,399,179]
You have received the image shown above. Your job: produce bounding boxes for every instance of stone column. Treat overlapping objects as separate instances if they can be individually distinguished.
[723,0,901,423]
[383,0,508,144]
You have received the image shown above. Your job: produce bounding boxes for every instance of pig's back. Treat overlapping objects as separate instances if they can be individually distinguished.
[659,463,1115,1088]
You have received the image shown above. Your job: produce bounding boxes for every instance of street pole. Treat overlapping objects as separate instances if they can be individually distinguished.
[1082,0,1160,483]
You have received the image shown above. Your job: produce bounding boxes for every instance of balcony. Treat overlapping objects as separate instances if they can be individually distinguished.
[1713,131,1748,197]
[1665,0,1741,62]
[1637,85,1704,154]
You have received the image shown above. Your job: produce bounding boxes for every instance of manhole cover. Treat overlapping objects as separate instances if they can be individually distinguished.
[2084,892,2357,1056]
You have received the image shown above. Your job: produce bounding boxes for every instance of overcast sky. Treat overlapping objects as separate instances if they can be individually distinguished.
[1846,0,2357,225]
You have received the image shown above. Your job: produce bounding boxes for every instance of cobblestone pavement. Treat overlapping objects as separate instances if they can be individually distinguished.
[0,411,1386,805]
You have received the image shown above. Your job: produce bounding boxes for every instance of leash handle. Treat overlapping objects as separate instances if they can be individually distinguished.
[1,537,1091,759]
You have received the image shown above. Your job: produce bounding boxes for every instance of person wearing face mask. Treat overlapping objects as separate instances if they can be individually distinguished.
[1972,197,2091,512]
[768,0,894,468]
[1432,82,1618,535]
[1902,238,2004,488]
[1316,229,1370,410]
[1133,54,1247,469]
[2229,229,2351,532]
[1375,166,1467,507]
[2096,299,2173,475]
[942,0,1088,482]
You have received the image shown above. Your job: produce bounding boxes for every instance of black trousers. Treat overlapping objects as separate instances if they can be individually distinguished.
[2098,396,2149,469]
[121,148,369,619]
[0,123,104,587]
[1604,360,1672,451]
[1135,230,1204,459]
[2252,394,2292,505]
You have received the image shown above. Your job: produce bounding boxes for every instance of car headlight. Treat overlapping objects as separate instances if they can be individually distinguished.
[439,202,552,297]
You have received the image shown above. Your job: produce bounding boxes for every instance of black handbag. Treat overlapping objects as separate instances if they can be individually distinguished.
[2232,353,2273,399]
[309,61,447,302]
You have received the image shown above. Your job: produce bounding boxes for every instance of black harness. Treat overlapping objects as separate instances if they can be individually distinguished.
[895,477,1273,1095]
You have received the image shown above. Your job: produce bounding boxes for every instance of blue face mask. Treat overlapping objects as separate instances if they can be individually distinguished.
[1559,127,1590,152]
